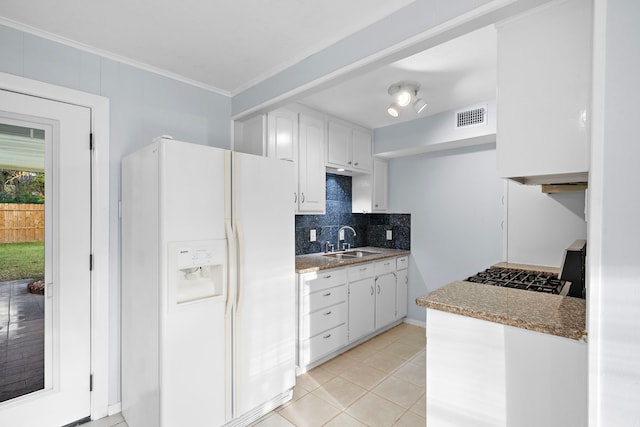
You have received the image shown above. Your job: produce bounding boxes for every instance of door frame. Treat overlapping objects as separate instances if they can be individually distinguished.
[0,71,110,420]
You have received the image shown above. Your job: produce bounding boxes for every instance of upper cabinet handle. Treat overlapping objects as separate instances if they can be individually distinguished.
[294,192,297,203]
[301,192,305,203]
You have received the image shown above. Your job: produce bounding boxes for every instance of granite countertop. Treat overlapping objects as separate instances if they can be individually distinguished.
[416,263,587,341]
[295,247,410,273]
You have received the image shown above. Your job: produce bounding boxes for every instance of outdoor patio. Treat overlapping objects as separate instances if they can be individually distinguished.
[0,279,44,402]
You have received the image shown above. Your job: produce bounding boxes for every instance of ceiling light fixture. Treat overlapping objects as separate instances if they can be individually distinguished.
[413,98,428,114]
[387,103,400,118]
[386,81,425,117]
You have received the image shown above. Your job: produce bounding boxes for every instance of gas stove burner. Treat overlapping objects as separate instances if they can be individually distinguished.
[465,267,568,295]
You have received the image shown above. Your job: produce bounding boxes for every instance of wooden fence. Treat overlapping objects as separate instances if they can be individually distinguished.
[0,203,44,244]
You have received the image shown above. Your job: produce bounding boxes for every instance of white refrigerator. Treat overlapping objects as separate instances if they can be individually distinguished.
[121,137,296,427]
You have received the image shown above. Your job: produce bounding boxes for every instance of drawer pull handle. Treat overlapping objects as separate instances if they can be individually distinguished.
[384,262,391,266]
[323,334,332,339]
[360,267,367,271]
[324,311,332,316]
[323,292,332,297]
[323,275,332,279]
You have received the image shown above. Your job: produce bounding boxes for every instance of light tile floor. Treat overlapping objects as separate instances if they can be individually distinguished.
[256,323,426,427]
[0,279,45,402]
[83,323,427,427]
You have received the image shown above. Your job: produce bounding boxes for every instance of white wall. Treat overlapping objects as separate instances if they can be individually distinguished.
[386,145,504,322]
[0,23,232,406]
[506,181,587,267]
[589,0,640,425]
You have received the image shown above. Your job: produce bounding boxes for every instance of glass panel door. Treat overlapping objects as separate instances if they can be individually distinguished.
[0,122,48,402]
[0,88,91,427]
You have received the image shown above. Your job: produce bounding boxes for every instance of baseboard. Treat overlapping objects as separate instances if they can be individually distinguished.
[108,402,122,416]
[404,318,426,328]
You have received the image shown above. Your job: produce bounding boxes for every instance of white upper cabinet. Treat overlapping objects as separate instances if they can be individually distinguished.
[326,120,351,167]
[352,157,388,213]
[352,129,373,172]
[267,108,297,162]
[266,107,326,214]
[496,0,592,184]
[326,118,373,173]
[298,112,326,213]
[372,158,388,211]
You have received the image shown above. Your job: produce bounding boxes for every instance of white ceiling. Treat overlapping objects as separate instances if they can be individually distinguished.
[0,1,497,130]
[0,0,413,94]
[300,25,497,129]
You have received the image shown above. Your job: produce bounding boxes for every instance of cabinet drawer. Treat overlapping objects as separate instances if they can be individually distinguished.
[396,256,408,270]
[301,302,347,339]
[375,258,396,276]
[301,284,347,314]
[300,324,348,365]
[347,262,375,281]
[301,269,347,295]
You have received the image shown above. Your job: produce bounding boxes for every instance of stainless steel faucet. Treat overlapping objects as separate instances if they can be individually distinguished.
[337,226,356,251]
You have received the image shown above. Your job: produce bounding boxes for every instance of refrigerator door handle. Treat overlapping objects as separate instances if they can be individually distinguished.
[235,221,244,313]
[225,219,236,316]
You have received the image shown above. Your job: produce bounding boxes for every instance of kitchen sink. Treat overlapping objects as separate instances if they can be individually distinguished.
[323,250,381,259]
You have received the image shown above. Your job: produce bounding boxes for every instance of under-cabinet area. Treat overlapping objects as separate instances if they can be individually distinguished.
[296,250,409,372]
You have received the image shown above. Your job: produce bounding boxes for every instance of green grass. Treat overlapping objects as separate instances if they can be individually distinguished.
[0,242,44,282]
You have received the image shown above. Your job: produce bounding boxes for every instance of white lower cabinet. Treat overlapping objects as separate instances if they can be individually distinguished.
[396,268,408,320]
[298,255,409,370]
[374,272,396,328]
[396,256,408,319]
[298,269,348,367]
[348,276,375,343]
[346,262,375,343]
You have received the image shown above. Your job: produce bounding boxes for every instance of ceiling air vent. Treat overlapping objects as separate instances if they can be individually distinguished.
[455,105,488,128]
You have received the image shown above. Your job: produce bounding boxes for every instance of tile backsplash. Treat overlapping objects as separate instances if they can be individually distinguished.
[295,174,411,255]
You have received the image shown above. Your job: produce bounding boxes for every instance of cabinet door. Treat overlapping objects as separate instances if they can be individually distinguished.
[496,0,591,181]
[326,120,352,168]
[352,129,372,172]
[396,268,408,320]
[267,109,299,211]
[298,113,326,213]
[373,158,388,212]
[267,108,297,162]
[375,273,396,328]
[348,278,375,342]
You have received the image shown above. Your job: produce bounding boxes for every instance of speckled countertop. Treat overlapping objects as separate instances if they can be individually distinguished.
[295,247,410,273]
[416,262,587,341]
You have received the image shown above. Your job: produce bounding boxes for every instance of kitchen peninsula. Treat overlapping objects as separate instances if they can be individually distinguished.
[417,264,587,427]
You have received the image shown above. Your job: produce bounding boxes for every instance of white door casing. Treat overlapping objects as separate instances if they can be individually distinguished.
[0,72,110,422]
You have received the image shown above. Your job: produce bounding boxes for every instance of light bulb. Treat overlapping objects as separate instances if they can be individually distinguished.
[387,103,400,118]
[396,90,412,107]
